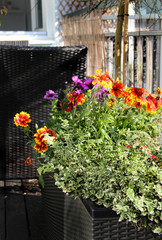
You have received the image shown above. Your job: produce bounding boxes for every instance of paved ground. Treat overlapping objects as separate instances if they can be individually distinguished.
[0,180,45,240]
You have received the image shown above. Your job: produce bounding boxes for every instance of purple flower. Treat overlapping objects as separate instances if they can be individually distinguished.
[72,76,82,85]
[72,76,91,90]
[73,89,83,94]
[93,88,110,103]
[44,90,58,100]
[83,78,93,89]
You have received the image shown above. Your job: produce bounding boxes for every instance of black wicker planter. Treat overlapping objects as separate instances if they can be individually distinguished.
[42,175,161,240]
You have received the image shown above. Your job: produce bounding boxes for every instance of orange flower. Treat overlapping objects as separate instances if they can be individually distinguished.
[76,93,85,105]
[157,87,162,95]
[127,87,148,104]
[124,92,134,107]
[146,94,160,114]
[34,142,48,153]
[90,69,113,88]
[109,79,124,98]
[158,97,162,106]
[67,91,85,106]
[25,156,33,166]
[135,101,142,109]
[46,129,57,139]
[34,126,57,153]
[34,126,48,144]
[14,111,31,127]
[107,98,116,108]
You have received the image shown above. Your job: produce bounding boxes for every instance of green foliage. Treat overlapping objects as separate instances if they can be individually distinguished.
[38,85,162,234]
[15,71,161,234]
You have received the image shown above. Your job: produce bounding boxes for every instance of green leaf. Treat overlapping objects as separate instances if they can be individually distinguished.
[153,227,162,234]
[126,188,135,201]
[154,184,162,197]
[38,174,44,188]
[134,196,144,211]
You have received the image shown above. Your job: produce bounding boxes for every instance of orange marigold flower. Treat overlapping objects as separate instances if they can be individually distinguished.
[46,129,57,139]
[158,97,162,106]
[76,93,85,105]
[157,87,162,95]
[90,69,113,88]
[124,92,135,107]
[127,87,148,104]
[109,79,124,98]
[34,126,48,144]
[67,91,85,106]
[25,156,33,166]
[107,98,116,108]
[14,111,31,127]
[34,126,57,153]
[135,101,142,109]
[146,94,159,114]
[34,142,48,153]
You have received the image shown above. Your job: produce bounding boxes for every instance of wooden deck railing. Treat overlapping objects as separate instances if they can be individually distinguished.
[102,14,162,92]
[105,30,162,92]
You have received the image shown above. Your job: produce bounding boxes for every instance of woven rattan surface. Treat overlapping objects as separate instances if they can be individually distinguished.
[42,176,161,240]
[0,46,87,180]
[93,218,161,240]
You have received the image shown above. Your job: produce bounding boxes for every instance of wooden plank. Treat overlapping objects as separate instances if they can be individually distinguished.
[134,36,138,87]
[137,36,143,88]
[104,30,162,37]
[129,36,135,86]
[147,37,153,93]
[142,36,147,90]
[102,14,161,20]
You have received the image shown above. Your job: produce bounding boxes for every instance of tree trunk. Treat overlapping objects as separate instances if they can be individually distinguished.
[123,0,129,87]
[115,0,124,81]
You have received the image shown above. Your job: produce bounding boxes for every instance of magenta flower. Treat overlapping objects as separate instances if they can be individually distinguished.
[72,76,93,90]
[72,76,82,85]
[74,89,83,95]
[83,78,93,89]
[44,90,58,100]
[93,88,110,103]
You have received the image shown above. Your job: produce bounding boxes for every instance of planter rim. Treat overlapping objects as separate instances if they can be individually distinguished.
[82,199,118,219]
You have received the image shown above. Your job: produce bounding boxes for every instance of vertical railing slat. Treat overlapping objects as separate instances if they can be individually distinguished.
[134,36,138,87]
[147,36,153,93]
[142,36,147,90]
[152,36,157,93]
[105,31,161,91]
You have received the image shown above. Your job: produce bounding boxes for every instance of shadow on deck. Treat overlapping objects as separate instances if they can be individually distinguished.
[0,179,45,240]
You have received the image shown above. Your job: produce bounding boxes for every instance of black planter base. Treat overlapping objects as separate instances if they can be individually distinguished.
[42,175,161,240]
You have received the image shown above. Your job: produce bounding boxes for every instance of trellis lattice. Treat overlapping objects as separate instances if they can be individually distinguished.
[57,0,93,40]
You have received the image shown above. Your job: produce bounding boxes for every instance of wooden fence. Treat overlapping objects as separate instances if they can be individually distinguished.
[62,12,162,92]
[105,31,162,93]
[62,10,107,75]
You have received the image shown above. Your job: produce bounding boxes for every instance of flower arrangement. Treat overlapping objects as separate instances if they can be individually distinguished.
[14,69,162,234]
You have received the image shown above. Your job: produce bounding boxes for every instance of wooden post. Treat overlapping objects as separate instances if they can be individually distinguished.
[123,0,129,87]
[160,19,162,89]
[115,0,124,81]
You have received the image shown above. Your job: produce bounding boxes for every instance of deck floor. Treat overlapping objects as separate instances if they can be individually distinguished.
[0,180,45,240]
